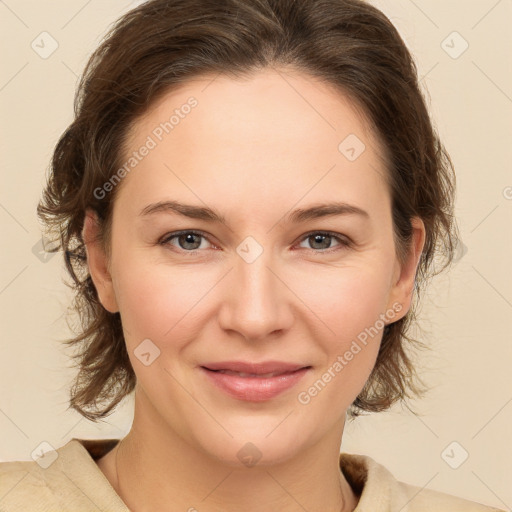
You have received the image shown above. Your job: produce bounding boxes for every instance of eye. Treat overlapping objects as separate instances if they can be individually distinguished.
[297,231,350,252]
[158,230,351,254]
[159,230,214,251]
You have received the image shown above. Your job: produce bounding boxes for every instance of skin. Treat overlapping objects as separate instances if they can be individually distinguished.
[83,67,425,512]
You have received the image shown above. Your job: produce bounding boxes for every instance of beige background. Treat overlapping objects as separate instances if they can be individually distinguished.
[1,0,511,509]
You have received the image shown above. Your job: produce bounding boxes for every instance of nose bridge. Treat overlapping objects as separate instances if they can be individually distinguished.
[219,242,292,340]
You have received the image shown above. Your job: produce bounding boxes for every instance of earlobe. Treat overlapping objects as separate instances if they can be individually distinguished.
[387,217,426,319]
[82,209,119,313]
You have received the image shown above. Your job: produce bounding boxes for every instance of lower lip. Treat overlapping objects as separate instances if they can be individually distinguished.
[200,367,310,402]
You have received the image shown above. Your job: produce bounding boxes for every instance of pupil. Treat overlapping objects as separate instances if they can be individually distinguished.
[180,233,200,250]
[311,234,330,249]
[176,234,332,251]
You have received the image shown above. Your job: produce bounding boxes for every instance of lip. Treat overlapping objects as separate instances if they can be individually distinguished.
[202,360,308,374]
[199,361,311,402]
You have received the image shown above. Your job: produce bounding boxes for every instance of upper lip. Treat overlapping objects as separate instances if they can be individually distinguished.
[201,361,310,375]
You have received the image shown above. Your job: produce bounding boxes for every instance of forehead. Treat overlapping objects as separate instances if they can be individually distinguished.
[116,68,389,218]
[127,67,380,152]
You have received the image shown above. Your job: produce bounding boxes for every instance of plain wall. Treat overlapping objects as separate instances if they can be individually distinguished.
[1,0,511,509]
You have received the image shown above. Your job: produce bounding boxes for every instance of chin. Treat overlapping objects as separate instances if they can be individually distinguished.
[200,434,304,468]
[184,412,322,469]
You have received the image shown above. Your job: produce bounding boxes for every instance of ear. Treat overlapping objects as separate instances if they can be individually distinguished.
[82,209,119,313]
[386,217,426,320]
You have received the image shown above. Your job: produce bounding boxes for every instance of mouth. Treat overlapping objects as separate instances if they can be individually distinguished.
[199,361,311,402]
[201,360,309,374]
[207,369,298,378]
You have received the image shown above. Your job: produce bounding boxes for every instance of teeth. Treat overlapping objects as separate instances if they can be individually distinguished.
[217,370,282,378]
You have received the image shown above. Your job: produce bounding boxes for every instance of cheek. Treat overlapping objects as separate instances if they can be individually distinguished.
[289,262,394,405]
[114,248,395,347]
[289,260,394,342]
[111,254,219,349]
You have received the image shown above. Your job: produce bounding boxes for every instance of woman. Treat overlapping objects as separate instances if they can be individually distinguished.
[0,0,504,510]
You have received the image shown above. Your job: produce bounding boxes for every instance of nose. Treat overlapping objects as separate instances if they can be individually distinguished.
[218,249,294,342]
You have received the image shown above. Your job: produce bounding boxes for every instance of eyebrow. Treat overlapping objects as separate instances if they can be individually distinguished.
[138,200,369,225]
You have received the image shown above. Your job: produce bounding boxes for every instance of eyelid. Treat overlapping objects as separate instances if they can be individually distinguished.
[295,230,352,251]
[158,229,352,253]
[159,229,216,249]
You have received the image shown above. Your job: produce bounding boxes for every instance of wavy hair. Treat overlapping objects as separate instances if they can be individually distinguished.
[37,0,457,421]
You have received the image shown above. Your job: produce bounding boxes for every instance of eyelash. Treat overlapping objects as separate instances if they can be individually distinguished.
[158,230,352,254]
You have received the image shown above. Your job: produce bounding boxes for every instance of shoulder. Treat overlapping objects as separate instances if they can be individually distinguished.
[340,452,504,512]
[396,480,503,511]
[0,453,66,510]
[0,439,127,512]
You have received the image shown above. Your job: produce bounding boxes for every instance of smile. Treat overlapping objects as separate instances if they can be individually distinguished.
[199,361,311,402]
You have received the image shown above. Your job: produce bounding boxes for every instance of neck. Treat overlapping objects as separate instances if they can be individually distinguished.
[105,397,358,512]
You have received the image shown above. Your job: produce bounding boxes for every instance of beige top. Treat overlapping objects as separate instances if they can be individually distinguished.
[0,438,504,511]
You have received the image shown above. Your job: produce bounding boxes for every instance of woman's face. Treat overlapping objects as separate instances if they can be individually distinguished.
[86,68,423,465]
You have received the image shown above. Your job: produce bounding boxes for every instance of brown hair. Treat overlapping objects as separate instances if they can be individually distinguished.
[37,0,457,421]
